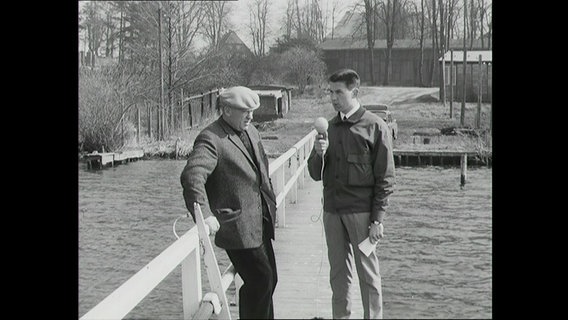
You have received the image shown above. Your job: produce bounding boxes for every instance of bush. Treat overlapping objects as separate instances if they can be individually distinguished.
[277,46,327,94]
[79,68,125,152]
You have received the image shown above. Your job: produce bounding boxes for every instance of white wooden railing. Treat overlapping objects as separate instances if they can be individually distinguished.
[80,129,318,320]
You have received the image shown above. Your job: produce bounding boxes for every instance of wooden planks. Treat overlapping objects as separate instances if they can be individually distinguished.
[84,150,144,169]
[272,179,364,319]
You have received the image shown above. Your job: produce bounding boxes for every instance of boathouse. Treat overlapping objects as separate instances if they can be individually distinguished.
[248,85,293,121]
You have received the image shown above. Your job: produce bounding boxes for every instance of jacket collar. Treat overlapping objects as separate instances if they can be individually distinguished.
[330,105,366,125]
[218,116,259,170]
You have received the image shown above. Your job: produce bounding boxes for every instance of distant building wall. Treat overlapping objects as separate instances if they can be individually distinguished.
[442,62,492,102]
[322,48,439,87]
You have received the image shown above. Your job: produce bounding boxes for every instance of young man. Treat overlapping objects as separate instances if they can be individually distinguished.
[180,86,278,319]
[307,69,396,319]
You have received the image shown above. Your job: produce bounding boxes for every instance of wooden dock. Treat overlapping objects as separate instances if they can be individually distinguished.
[393,149,491,166]
[84,150,144,169]
[225,179,364,319]
[271,179,364,319]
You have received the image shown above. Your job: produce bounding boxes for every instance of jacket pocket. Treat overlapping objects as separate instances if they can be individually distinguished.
[214,208,242,223]
[347,153,374,186]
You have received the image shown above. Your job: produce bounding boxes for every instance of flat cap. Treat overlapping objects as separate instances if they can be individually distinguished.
[218,86,260,111]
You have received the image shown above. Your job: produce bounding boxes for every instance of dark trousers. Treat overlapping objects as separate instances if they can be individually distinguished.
[226,221,278,319]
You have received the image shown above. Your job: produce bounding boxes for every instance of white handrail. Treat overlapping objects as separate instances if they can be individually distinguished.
[80,228,202,319]
[80,129,318,320]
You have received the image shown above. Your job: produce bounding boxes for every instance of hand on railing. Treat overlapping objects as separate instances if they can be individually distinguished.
[204,216,220,235]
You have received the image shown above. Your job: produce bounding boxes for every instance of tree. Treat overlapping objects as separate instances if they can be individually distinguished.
[202,1,232,50]
[80,1,105,57]
[323,0,344,40]
[379,0,402,86]
[248,0,271,57]
[282,0,327,43]
[278,46,327,93]
[362,0,379,85]
[418,0,425,86]
[271,36,318,54]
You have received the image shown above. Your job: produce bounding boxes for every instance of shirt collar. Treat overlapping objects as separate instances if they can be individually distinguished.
[340,101,360,120]
[221,116,243,136]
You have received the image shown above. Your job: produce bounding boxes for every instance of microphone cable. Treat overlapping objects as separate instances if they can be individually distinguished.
[310,137,326,318]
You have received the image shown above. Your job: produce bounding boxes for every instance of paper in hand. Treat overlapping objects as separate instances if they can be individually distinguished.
[358,237,378,257]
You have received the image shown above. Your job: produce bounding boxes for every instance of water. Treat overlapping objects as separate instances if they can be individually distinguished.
[79,160,491,319]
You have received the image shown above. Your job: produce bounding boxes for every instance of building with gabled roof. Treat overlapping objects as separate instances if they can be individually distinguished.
[218,30,253,59]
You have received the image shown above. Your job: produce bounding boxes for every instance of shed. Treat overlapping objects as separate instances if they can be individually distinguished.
[248,85,293,121]
[439,50,492,102]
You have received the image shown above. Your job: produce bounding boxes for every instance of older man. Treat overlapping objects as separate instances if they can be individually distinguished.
[180,86,278,319]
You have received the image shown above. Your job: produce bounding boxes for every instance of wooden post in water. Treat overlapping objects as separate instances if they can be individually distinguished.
[460,154,467,187]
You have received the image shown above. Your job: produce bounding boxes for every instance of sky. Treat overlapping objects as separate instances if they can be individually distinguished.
[78,0,367,53]
[230,0,359,49]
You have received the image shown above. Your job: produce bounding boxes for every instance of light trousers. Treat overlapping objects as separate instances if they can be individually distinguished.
[323,211,383,319]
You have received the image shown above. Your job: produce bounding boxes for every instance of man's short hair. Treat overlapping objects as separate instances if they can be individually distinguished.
[328,68,360,90]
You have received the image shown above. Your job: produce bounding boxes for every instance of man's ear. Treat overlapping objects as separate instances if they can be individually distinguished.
[351,87,359,98]
[221,105,231,116]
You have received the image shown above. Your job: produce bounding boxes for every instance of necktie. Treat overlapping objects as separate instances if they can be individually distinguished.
[343,116,348,122]
[239,131,256,164]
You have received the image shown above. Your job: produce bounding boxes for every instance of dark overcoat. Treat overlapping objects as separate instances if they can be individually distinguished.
[180,117,277,249]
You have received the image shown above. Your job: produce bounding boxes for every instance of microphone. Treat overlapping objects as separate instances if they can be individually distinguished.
[314,117,328,140]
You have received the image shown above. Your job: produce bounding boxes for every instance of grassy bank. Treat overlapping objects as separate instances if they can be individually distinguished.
[113,86,491,161]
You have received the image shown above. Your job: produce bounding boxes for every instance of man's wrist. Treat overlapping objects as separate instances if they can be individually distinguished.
[370,220,382,226]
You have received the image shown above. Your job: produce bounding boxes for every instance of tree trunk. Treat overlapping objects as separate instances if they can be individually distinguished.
[158,4,165,140]
[418,0,425,86]
[461,0,467,126]
[168,13,174,136]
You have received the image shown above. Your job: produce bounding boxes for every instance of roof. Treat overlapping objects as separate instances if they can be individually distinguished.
[219,30,252,55]
[248,85,293,91]
[438,50,492,63]
[253,89,283,98]
[318,38,487,51]
[362,104,389,111]
[220,30,247,46]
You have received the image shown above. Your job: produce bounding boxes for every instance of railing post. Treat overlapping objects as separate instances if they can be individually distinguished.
[304,138,313,181]
[277,166,286,227]
[235,274,244,306]
[181,246,201,320]
[298,146,305,189]
[290,150,298,204]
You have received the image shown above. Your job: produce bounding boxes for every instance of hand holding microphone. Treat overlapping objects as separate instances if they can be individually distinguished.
[314,117,329,157]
